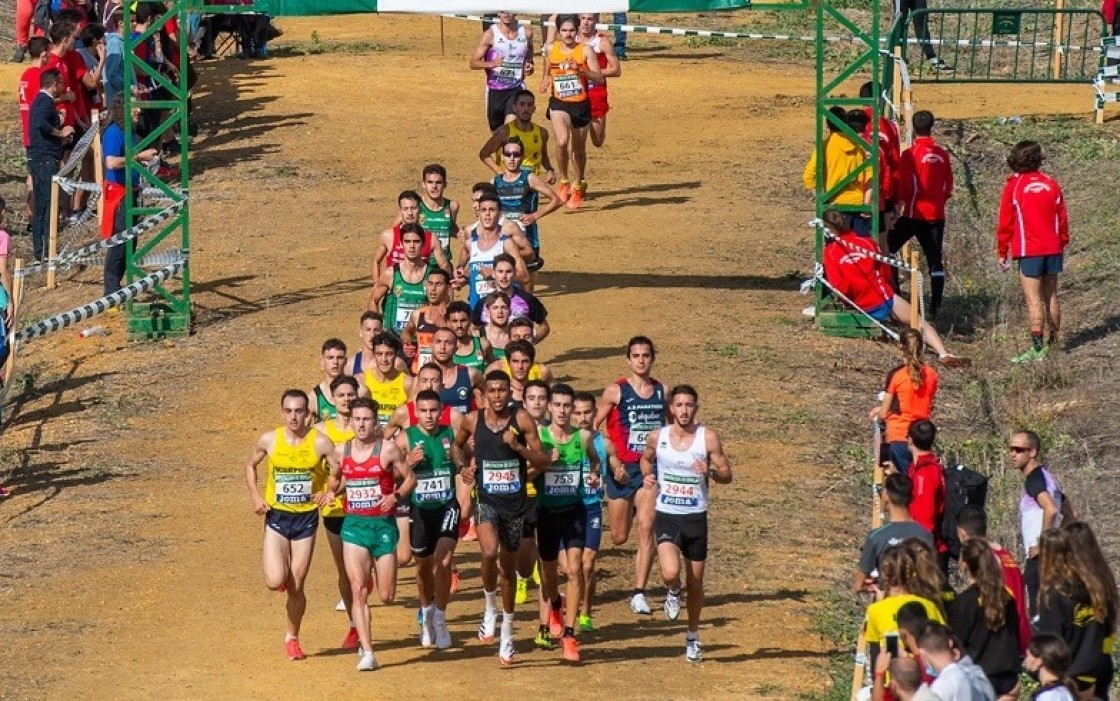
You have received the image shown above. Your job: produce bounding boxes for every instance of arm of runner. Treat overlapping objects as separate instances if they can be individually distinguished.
[583,428,601,478]
[371,228,392,282]
[538,363,554,384]
[384,404,409,436]
[639,430,658,488]
[479,126,511,174]
[581,51,604,85]
[1037,490,1060,533]
[327,443,345,501]
[503,236,532,285]
[598,39,621,78]
[245,432,272,515]
[534,319,551,344]
[454,412,476,450]
[526,174,566,217]
[431,242,453,275]
[524,25,535,75]
[594,383,620,430]
[368,267,392,312]
[538,129,556,183]
[386,440,416,509]
[509,410,550,475]
[313,433,339,507]
[469,29,499,70]
[401,308,422,344]
[452,440,474,485]
[706,429,732,484]
[539,45,552,93]
[601,434,624,482]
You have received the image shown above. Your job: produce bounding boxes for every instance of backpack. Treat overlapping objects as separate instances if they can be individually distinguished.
[942,464,989,559]
[32,0,52,30]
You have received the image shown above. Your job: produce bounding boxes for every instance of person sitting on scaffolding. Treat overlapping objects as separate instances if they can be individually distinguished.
[820,209,967,367]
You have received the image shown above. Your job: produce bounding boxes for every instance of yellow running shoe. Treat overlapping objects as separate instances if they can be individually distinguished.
[515,576,529,605]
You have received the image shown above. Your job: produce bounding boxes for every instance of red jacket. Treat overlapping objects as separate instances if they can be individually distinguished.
[909,452,946,554]
[996,171,1069,259]
[1104,0,1117,26]
[822,233,895,312]
[862,109,901,162]
[897,136,953,221]
[863,111,901,204]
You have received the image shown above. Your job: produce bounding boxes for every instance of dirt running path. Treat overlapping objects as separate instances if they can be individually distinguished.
[0,14,1090,701]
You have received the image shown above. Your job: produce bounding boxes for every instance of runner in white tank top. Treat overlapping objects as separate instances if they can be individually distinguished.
[639,384,732,663]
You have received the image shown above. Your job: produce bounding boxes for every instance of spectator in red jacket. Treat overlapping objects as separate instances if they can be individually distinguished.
[1104,0,1119,37]
[996,140,1069,364]
[892,110,953,316]
[905,420,947,572]
[820,209,968,367]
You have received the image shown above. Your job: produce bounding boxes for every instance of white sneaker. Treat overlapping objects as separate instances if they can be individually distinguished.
[435,619,452,649]
[686,635,702,662]
[335,598,347,612]
[356,650,378,671]
[420,613,435,648]
[630,592,651,615]
[664,590,681,621]
[478,608,497,642]
[499,634,515,665]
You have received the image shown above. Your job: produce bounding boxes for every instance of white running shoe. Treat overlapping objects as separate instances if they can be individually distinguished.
[630,592,652,615]
[435,620,452,650]
[499,634,516,666]
[335,598,347,612]
[686,635,702,662]
[664,590,681,621]
[356,650,378,671]
[421,613,435,648]
[478,608,497,642]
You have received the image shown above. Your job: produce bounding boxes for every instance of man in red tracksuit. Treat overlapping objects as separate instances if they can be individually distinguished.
[820,209,967,367]
[996,139,1070,363]
[891,110,953,317]
[905,419,947,573]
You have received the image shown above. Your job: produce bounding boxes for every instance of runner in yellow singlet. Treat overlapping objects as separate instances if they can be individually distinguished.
[540,13,602,210]
[313,375,361,639]
[479,89,556,181]
[245,389,339,661]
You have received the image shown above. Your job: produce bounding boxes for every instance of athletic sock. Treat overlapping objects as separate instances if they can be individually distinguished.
[686,630,699,641]
[1031,332,1044,352]
[501,611,514,638]
[632,588,643,597]
[285,633,298,642]
[668,587,681,597]
[564,626,574,637]
[421,605,433,624]
[484,589,498,613]
[551,597,563,611]
[539,624,548,634]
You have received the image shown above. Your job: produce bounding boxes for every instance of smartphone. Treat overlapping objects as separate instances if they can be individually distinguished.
[885,633,900,658]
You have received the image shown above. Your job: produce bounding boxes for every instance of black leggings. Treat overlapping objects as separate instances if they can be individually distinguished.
[889,217,946,315]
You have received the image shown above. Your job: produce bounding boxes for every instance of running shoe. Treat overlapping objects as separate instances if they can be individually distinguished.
[938,353,971,368]
[416,607,424,628]
[1011,346,1048,364]
[421,612,435,648]
[686,635,702,662]
[499,634,516,666]
[356,650,378,671]
[556,180,572,201]
[561,635,580,663]
[578,614,594,633]
[928,57,955,73]
[478,609,497,643]
[11,45,26,63]
[534,629,555,650]
[450,568,461,594]
[435,619,453,650]
[548,607,564,638]
[335,598,347,612]
[566,188,584,210]
[515,577,529,605]
[531,562,541,586]
[630,592,652,615]
[664,589,681,621]
[526,256,545,272]
[0,486,11,499]
[285,637,306,661]
[342,627,360,650]
[463,519,478,542]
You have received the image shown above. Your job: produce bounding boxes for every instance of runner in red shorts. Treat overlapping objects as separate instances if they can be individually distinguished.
[577,14,622,149]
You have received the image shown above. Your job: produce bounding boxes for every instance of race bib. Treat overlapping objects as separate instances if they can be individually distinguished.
[346,479,383,510]
[659,474,700,508]
[416,475,453,502]
[394,305,413,331]
[583,472,601,496]
[544,468,580,497]
[627,427,652,454]
[482,460,522,494]
[553,74,583,99]
[275,474,312,505]
[496,60,524,82]
[475,278,496,297]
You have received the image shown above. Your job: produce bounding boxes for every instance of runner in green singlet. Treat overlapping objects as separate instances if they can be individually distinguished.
[449,300,492,371]
[309,338,349,421]
[417,164,460,263]
[370,224,434,334]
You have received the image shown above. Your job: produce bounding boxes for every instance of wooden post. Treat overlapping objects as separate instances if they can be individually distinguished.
[909,247,921,330]
[1053,0,1065,80]
[851,626,868,701]
[4,259,22,383]
[92,111,104,231]
[440,16,445,56]
[47,178,60,290]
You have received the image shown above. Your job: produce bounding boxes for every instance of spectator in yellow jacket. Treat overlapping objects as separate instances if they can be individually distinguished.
[803,107,870,235]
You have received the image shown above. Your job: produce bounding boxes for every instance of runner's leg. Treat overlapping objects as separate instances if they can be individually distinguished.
[633,485,655,590]
[684,558,706,632]
[344,542,374,652]
[262,526,292,591]
[549,109,574,184]
[286,532,317,638]
[607,494,634,545]
[326,529,353,613]
[1041,273,1060,340]
[372,550,399,605]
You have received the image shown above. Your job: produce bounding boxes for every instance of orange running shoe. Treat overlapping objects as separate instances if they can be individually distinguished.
[561,635,580,663]
[463,519,478,542]
[450,568,461,594]
[556,180,571,201]
[342,627,360,650]
[548,608,564,638]
[285,637,306,661]
[566,187,584,210]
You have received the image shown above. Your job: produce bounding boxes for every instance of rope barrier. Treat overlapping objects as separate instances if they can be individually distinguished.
[57,126,99,179]
[61,248,186,269]
[443,14,1109,53]
[54,177,101,195]
[14,258,186,343]
[14,201,185,279]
